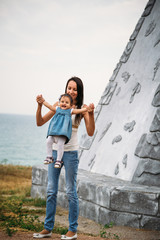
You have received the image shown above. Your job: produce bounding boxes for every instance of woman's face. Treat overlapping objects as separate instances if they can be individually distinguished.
[66,80,78,104]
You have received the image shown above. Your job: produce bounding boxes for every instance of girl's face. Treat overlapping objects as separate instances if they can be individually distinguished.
[59,96,71,110]
[66,80,78,104]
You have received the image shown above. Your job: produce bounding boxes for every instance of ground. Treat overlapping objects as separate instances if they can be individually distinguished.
[0,205,160,240]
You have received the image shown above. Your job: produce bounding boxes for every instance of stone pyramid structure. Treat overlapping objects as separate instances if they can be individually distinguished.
[79,0,160,188]
[31,0,160,230]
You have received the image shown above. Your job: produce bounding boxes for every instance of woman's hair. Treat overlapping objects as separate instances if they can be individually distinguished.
[59,93,73,105]
[65,76,84,124]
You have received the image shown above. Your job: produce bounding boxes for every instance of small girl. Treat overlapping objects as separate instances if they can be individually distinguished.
[42,93,88,168]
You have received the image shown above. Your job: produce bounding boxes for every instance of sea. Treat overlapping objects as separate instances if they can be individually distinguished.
[0,113,49,166]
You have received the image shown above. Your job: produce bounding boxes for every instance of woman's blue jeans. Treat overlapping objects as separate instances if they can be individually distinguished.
[44,150,79,232]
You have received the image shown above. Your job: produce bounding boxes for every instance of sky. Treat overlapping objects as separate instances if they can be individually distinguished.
[0,0,148,115]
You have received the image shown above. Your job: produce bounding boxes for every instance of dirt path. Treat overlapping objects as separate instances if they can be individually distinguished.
[0,227,160,240]
[0,231,108,240]
[1,205,160,240]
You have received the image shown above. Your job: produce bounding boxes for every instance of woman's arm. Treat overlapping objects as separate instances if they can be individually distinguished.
[36,95,58,126]
[36,104,54,126]
[82,103,95,136]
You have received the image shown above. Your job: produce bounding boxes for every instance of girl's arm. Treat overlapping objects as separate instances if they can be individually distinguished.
[82,103,95,136]
[72,107,88,115]
[43,100,56,114]
[36,95,58,126]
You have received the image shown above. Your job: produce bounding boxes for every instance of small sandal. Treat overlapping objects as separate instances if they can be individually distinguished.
[54,161,62,168]
[44,156,54,164]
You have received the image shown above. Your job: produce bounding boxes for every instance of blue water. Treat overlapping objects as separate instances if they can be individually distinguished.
[0,113,49,166]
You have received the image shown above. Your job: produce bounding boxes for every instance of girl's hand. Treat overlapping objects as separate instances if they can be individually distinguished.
[36,94,45,105]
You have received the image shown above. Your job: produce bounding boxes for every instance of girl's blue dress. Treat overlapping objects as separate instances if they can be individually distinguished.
[47,107,72,143]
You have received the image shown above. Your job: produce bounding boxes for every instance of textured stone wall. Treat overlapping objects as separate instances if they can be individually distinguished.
[78,0,160,185]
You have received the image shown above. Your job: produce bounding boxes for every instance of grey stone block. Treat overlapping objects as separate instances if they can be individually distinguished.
[110,189,158,216]
[32,165,48,186]
[77,181,110,209]
[31,185,47,199]
[79,199,100,223]
[141,215,160,231]
[96,186,110,209]
[99,207,140,228]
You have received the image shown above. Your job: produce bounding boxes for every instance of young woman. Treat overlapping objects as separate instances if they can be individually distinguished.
[33,77,95,239]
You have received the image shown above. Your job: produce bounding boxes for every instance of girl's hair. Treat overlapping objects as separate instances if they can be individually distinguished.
[65,76,84,124]
[59,93,73,105]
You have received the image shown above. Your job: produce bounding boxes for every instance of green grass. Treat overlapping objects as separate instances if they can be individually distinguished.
[1,164,120,239]
[0,164,68,236]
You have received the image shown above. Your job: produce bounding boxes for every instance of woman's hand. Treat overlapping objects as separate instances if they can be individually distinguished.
[88,103,95,113]
[36,95,57,126]
[83,103,94,113]
[36,94,45,105]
